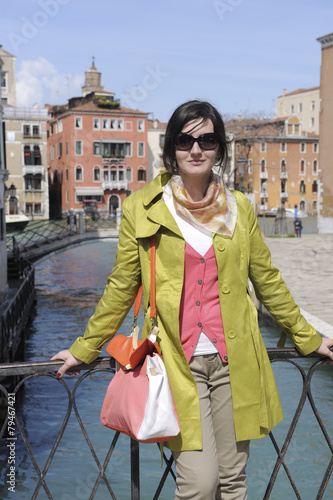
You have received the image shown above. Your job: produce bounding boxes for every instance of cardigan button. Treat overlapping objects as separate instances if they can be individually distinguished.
[224,356,228,361]
[196,301,200,306]
[217,243,225,252]
[200,258,205,263]
[228,330,236,339]
[213,338,217,343]
[222,285,230,294]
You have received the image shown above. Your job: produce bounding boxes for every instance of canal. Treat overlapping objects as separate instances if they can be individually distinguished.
[1,238,332,499]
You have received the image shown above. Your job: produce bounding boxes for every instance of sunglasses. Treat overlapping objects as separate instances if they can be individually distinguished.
[175,133,218,151]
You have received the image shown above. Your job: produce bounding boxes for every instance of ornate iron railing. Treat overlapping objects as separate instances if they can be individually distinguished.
[0,349,332,499]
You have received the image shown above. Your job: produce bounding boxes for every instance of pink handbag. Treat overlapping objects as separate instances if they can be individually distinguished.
[100,235,180,443]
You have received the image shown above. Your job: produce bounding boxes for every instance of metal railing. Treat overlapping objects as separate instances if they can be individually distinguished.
[0,348,332,499]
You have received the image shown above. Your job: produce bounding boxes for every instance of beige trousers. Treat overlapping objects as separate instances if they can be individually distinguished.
[173,354,250,500]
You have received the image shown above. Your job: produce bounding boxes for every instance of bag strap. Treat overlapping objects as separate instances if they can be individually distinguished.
[133,234,156,324]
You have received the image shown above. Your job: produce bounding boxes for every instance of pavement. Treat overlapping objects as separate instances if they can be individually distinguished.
[265,233,333,339]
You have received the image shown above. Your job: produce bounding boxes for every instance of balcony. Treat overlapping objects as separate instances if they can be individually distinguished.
[102,154,125,164]
[22,166,44,176]
[102,180,128,191]
[260,171,268,180]
[23,132,42,139]
[260,191,268,199]
[280,192,289,199]
[280,171,288,180]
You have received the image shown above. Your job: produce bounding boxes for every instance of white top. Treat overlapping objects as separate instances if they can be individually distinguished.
[162,180,218,356]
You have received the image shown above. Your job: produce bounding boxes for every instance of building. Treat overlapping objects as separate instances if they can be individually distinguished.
[47,62,149,216]
[276,87,320,134]
[4,106,49,219]
[0,45,16,107]
[228,116,319,215]
[0,53,9,302]
[317,32,333,233]
[147,119,167,180]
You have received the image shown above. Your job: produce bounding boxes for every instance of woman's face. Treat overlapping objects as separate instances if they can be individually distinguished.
[175,118,218,183]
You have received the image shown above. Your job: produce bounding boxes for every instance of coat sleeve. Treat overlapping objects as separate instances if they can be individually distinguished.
[69,199,141,364]
[242,195,322,356]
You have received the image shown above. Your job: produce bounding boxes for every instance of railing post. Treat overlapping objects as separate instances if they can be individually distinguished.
[69,209,75,233]
[131,438,140,500]
[78,210,84,235]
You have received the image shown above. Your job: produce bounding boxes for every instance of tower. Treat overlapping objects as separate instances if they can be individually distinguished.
[82,57,104,97]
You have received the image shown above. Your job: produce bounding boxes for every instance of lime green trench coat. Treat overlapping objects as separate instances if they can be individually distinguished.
[69,172,322,452]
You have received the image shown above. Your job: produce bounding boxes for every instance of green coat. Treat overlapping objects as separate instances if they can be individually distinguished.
[70,172,322,451]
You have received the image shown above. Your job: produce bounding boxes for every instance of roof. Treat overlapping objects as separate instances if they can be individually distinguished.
[148,119,167,130]
[277,86,320,98]
[0,45,16,58]
[68,100,148,116]
[227,116,319,140]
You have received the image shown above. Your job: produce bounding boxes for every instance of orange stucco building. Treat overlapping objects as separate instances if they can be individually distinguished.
[227,116,319,215]
[47,62,149,217]
[317,32,333,233]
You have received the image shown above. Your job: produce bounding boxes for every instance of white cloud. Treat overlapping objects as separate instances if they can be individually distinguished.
[16,57,84,107]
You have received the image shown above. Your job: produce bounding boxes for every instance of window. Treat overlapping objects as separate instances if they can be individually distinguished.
[300,160,305,175]
[248,160,253,175]
[311,117,315,128]
[93,118,100,130]
[260,159,266,172]
[260,142,266,153]
[311,100,315,111]
[75,117,82,129]
[75,140,83,155]
[102,118,108,130]
[1,71,7,89]
[66,141,69,155]
[103,169,109,181]
[159,134,165,148]
[111,169,117,181]
[280,179,287,193]
[117,119,124,130]
[102,142,125,158]
[110,119,116,130]
[138,168,146,182]
[138,142,145,157]
[50,123,54,135]
[300,143,306,153]
[299,103,302,112]
[94,167,100,181]
[23,124,30,137]
[66,166,68,181]
[291,104,294,113]
[248,144,252,153]
[93,142,101,155]
[138,119,144,131]
[25,174,42,191]
[281,160,286,172]
[126,143,132,157]
[236,144,240,154]
[313,143,318,153]
[75,166,83,181]
[300,180,306,194]
[280,142,287,153]
[34,203,41,214]
[119,170,124,181]
[50,144,55,161]
[313,160,318,174]
[126,167,132,182]
[58,142,63,158]
[66,190,68,203]
[24,145,41,166]
[58,120,63,133]
[312,180,318,193]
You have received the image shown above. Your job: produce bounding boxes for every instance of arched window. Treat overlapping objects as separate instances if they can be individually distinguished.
[109,195,119,214]
[138,167,146,182]
[93,166,100,182]
[313,160,318,174]
[281,159,286,172]
[312,180,318,193]
[24,145,31,165]
[300,200,306,211]
[75,165,83,182]
[300,160,305,175]
[300,180,306,194]
[260,159,266,173]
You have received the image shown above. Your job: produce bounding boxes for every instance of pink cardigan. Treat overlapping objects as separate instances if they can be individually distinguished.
[179,243,228,363]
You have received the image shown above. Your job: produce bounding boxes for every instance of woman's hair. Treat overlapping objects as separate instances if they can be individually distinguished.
[162,100,229,174]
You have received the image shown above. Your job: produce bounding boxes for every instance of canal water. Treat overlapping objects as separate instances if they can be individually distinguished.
[1,238,332,499]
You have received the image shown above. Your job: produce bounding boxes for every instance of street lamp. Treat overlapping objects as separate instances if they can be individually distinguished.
[8,183,18,215]
[8,183,17,199]
[236,156,247,193]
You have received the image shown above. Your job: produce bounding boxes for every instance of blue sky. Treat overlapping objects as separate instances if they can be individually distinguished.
[1,0,332,122]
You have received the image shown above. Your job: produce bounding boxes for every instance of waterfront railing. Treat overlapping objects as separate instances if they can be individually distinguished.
[0,349,332,499]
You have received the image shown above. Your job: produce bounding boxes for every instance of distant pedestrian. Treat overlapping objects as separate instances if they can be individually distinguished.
[294,217,303,237]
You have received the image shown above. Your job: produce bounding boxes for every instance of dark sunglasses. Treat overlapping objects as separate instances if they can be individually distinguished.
[175,132,218,151]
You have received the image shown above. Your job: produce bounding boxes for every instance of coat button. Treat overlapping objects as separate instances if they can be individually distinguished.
[228,330,236,339]
[217,243,225,252]
[222,285,230,294]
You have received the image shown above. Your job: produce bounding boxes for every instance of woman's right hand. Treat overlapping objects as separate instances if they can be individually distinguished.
[51,350,83,378]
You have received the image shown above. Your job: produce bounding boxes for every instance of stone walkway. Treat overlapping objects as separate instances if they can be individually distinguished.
[265,234,333,338]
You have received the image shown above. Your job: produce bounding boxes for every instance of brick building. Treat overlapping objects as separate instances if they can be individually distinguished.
[227,115,319,215]
[47,62,149,217]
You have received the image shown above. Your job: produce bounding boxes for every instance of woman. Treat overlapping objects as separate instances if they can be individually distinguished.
[52,100,333,500]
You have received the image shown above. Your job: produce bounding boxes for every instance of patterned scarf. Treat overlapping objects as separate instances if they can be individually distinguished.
[170,173,237,236]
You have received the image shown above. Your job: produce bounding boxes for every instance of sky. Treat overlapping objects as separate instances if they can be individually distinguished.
[1,0,332,123]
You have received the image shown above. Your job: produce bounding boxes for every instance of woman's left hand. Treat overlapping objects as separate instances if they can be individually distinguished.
[314,337,333,362]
